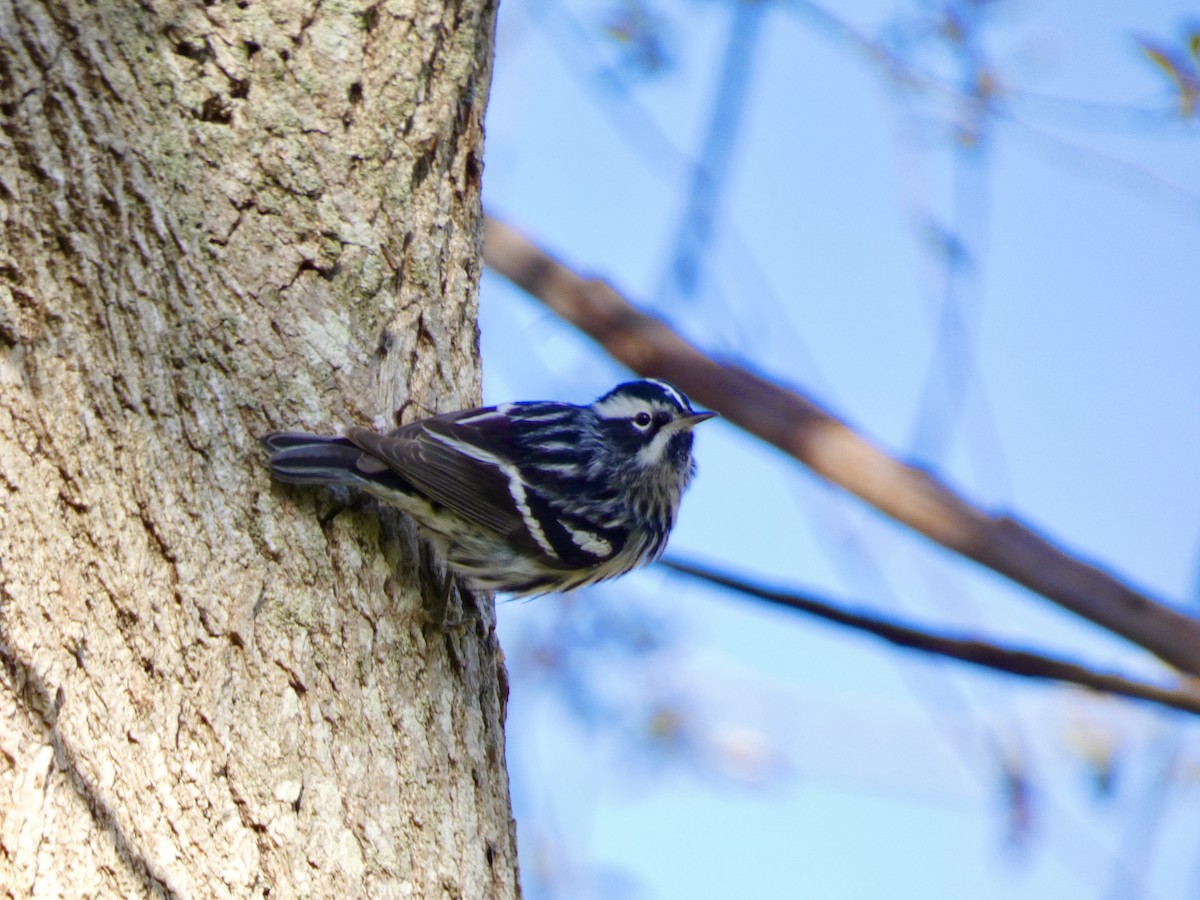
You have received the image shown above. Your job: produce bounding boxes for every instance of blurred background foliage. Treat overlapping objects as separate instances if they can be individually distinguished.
[476,2,1200,897]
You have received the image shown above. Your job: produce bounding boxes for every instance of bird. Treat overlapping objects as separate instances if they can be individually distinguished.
[261,379,715,596]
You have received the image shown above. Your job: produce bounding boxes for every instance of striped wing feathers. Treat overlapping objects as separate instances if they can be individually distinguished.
[343,407,618,569]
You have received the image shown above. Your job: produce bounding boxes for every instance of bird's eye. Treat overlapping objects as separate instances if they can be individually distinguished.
[633,411,653,429]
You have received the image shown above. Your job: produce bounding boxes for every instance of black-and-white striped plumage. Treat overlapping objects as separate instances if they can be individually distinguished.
[262,379,714,596]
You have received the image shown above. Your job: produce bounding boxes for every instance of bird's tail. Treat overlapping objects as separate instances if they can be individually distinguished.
[260,432,367,487]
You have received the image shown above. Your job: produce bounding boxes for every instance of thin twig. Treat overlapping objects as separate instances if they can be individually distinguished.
[482,215,1200,675]
[661,558,1200,717]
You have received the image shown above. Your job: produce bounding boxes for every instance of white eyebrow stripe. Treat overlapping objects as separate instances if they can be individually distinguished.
[427,430,559,559]
[592,394,653,420]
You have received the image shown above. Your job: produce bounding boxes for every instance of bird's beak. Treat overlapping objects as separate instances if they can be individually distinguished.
[675,411,717,430]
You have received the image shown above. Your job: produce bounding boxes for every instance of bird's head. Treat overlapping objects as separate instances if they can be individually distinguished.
[591,379,715,486]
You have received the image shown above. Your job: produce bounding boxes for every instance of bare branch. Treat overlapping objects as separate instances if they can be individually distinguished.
[662,558,1200,718]
[482,215,1200,675]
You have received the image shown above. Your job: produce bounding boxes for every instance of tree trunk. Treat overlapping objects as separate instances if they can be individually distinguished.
[0,0,517,896]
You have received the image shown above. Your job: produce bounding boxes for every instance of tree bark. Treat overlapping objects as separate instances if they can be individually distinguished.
[0,0,517,896]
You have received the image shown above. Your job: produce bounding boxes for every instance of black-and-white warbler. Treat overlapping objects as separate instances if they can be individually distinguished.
[262,379,714,596]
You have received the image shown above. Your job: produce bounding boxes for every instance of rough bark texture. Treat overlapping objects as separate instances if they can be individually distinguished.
[0,0,518,897]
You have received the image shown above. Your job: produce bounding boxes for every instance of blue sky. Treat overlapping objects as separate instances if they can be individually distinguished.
[478,2,1200,897]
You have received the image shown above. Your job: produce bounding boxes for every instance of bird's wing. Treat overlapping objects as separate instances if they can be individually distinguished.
[344,406,582,567]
